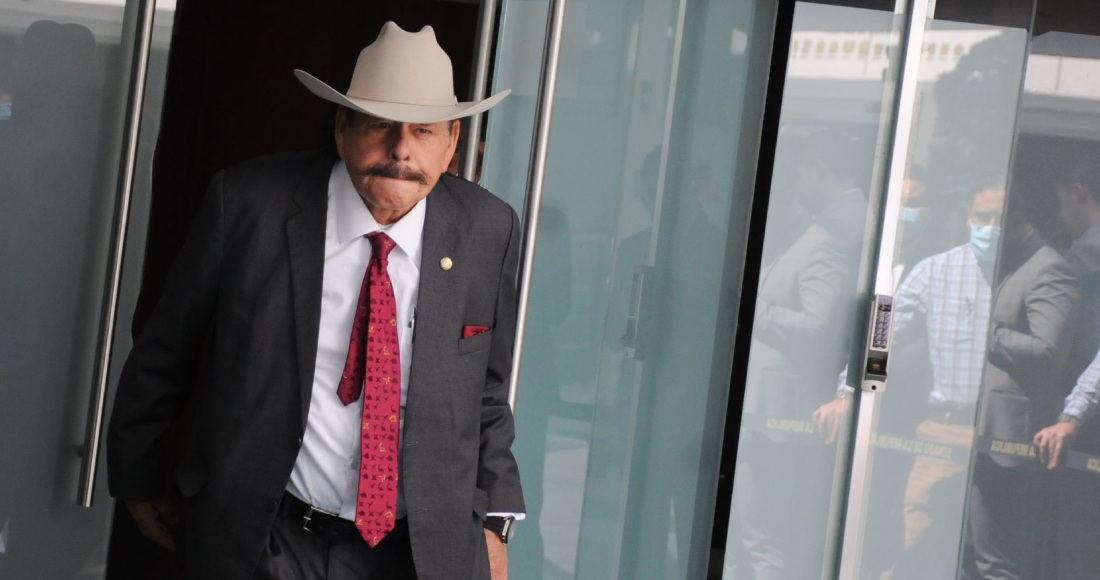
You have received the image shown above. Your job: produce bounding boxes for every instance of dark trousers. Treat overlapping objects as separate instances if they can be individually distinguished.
[960,457,1035,580]
[253,515,417,580]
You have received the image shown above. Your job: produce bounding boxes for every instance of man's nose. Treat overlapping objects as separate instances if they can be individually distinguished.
[388,127,412,161]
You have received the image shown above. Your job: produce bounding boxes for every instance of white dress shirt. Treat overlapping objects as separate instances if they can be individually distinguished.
[287,161,521,522]
[287,161,422,519]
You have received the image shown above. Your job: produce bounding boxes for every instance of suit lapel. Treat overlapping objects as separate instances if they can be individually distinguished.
[409,180,462,394]
[286,158,333,431]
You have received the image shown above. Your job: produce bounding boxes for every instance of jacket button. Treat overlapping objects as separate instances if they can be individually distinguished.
[265,499,278,513]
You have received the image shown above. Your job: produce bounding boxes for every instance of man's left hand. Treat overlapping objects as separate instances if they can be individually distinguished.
[485,529,508,579]
[1034,420,1079,469]
[812,397,853,445]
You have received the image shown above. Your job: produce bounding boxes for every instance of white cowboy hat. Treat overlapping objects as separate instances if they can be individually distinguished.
[294,21,509,124]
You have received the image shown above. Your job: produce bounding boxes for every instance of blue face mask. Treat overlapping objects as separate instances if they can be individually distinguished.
[970,225,1001,263]
[900,207,923,223]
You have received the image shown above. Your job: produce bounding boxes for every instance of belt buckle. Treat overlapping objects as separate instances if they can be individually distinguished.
[301,505,317,533]
[299,503,339,535]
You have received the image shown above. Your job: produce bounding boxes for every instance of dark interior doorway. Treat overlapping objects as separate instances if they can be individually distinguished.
[105,2,485,577]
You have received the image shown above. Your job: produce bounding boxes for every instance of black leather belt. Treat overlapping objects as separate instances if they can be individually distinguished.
[278,492,360,542]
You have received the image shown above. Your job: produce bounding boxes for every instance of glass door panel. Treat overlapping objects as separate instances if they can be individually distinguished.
[722,2,904,578]
[482,0,781,577]
[0,0,171,577]
[853,2,1037,578]
[488,0,1100,579]
[955,2,1100,578]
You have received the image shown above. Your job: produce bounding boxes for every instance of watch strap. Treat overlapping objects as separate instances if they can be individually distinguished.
[483,515,516,544]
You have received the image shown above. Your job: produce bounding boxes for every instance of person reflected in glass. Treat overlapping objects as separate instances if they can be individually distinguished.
[1033,167,1100,468]
[875,184,1078,580]
[735,128,867,580]
[961,196,1078,580]
[895,169,937,285]
[879,185,1001,580]
[813,172,933,444]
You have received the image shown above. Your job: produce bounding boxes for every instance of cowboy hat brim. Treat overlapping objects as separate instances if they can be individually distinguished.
[295,70,510,124]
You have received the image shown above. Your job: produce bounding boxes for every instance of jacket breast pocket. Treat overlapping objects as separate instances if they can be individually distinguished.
[457,329,493,355]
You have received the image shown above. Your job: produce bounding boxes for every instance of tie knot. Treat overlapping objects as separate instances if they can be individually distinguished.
[366,232,396,263]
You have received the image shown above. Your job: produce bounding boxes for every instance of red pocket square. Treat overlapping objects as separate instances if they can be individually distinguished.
[463,325,491,339]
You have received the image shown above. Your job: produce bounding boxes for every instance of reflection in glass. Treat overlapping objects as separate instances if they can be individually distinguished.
[977,7,1100,578]
[723,3,899,578]
[852,18,1034,580]
[0,2,154,578]
[0,0,174,575]
[483,0,776,577]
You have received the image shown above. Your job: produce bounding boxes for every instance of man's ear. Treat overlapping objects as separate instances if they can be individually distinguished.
[450,120,461,150]
[443,120,461,170]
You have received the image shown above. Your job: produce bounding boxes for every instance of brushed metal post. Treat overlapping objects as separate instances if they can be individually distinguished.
[508,0,568,413]
[462,0,500,182]
[77,0,157,508]
[836,0,934,574]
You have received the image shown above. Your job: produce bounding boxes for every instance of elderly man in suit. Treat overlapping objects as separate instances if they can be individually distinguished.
[107,22,524,580]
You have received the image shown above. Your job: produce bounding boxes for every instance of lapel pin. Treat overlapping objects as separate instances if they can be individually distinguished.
[440,257,454,271]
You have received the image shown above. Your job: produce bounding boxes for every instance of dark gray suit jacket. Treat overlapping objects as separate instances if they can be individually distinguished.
[979,234,1079,467]
[743,191,864,424]
[107,151,525,579]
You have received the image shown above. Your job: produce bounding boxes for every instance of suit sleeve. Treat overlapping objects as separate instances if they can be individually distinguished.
[477,208,525,514]
[989,258,1079,373]
[755,245,853,349]
[107,172,225,500]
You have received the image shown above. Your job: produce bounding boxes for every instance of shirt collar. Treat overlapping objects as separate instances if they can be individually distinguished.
[330,160,426,260]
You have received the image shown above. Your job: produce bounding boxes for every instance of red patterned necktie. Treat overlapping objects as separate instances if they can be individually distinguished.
[336,231,401,548]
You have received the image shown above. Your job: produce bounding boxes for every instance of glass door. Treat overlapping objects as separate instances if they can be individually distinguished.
[0,0,172,577]
[852,1,1036,578]
[481,0,785,577]
[467,0,1100,576]
[855,1,1100,578]
[722,1,907,578]
[725,0,1100,579]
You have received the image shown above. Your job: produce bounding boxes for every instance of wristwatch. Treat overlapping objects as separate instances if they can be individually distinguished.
[483,515,516,544]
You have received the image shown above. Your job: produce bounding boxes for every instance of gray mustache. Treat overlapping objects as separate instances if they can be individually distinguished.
[364,163,429,185]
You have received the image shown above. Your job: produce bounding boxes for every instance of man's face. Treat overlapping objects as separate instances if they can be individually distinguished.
[969,187,1005,228]
[335,109,459,222]
[900,178,926,209]
[1057,184,1090,237]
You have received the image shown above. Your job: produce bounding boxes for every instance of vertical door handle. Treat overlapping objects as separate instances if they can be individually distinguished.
[462,0,500,182]
[508,0,569,413]
[77,0,157,508]
[837,0,935,575]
